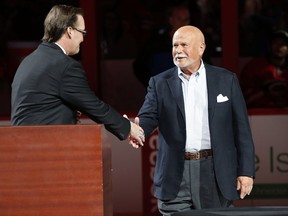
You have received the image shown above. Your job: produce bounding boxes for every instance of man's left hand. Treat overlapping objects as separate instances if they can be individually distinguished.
[237,176,254,199]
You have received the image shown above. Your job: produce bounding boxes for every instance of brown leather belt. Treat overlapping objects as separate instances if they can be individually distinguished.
[185,149,213,160]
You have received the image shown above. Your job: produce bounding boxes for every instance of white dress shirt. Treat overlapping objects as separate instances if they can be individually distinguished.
[178,62,211,152]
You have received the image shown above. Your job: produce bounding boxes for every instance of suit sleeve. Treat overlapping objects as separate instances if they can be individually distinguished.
[231,73,256,178]
[59,60,130,140]
[137,77,159,136]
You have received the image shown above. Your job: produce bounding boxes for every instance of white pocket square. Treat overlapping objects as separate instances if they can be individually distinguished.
[217,94,229,103]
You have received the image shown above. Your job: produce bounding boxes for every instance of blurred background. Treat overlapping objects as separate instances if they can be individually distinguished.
[0,1,287,216]
[1,0,288,116]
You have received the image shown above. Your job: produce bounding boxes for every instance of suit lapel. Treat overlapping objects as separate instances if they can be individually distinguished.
[205,64,219,124]
[166,65,219,124]
[167,68,185,120]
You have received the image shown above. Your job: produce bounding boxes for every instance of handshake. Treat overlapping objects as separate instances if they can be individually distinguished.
[124,115,145,149]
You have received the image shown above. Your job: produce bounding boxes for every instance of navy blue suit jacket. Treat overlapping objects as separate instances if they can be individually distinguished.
[138,64,255,200]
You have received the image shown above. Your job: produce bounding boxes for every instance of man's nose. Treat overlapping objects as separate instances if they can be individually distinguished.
[175,46,183,53]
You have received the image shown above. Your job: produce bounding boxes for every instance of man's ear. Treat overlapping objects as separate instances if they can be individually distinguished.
[200,42,206,55]
[66,26,73,39]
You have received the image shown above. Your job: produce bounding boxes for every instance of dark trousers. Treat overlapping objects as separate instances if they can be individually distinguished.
[158,156,233,216]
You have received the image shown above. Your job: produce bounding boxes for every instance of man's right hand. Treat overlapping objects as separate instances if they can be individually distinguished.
[123,115,145,148]
[129,121,145,148]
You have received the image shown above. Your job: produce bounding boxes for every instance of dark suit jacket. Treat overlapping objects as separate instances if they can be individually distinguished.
[138,64,255,201]
[11,42,130,140]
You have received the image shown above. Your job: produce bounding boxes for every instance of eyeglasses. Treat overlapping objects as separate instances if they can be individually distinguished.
[72,27,87,36]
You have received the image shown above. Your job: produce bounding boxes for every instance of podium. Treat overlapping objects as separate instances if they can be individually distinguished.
[0,125,112,216]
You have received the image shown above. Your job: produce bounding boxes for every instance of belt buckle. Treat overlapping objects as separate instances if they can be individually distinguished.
[195,152,200,159]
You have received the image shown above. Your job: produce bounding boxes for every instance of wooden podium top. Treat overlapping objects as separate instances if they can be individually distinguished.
[0,125,112,216]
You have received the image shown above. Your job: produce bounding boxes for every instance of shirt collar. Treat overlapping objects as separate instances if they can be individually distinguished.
[54,42,67,54]
[178,60,204,80]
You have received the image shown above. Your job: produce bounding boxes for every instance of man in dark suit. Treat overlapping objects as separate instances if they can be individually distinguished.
[11,5,144,147]
[136,26,255,215]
